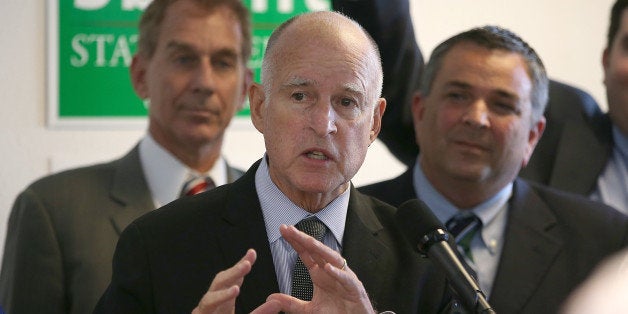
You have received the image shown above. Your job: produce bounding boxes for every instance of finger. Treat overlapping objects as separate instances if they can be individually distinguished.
[193,250,257,314]
[320,262,368,298]
[280,225,345,269]
[250,298,283,314]
[304,255,358,293]
[192,285,240,314]
[262,293,306,313]
[208,249,257,291]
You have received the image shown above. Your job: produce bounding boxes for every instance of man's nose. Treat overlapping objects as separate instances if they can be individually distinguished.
[309,101,338,136]
[461,99,490,129]
[192,59,216,95]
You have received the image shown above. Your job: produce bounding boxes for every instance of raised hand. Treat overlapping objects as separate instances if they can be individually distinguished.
[191,249,257,314]
[252,225,376,314]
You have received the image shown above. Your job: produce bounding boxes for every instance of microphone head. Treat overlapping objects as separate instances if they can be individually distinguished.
[395,199,448,254]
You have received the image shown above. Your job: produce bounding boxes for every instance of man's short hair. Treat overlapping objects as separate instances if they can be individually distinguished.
[137,0,252,62]
[607,0,628,50]
[420,25,549,124]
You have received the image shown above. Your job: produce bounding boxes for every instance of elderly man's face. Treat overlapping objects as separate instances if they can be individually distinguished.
[250,27,384,211]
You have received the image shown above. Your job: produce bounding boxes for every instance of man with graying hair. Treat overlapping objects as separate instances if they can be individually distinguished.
[361,25,628,313]
[94,10,427,314]
[0,0,249,313]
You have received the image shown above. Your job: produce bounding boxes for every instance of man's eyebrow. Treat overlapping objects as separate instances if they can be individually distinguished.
[278,77,366,98]
[164,41,241,63]
[283,77,316,88]
[445,80,519,100]
[443,80,472,90]
[494,89,519,101]
[165,40,194,52]
[342,82,365,95]
[212,48,239,59]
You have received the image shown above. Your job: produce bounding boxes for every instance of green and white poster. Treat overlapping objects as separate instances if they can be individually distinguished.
[47,0,331,127]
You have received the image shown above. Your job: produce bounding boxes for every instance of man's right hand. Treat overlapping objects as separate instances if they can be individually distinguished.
[191,249,257,314]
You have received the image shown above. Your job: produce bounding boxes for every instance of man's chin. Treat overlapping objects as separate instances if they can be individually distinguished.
[446,164,491,182]
[181,130,221,147]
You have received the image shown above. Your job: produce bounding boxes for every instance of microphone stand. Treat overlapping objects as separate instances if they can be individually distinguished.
[420,229,496,314]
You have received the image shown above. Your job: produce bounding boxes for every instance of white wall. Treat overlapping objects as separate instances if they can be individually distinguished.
[412,0,613,110]
[0,0,614,259]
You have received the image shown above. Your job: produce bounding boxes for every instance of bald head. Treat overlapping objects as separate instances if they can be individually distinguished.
[261,11,383,103]
[248,10,386,212]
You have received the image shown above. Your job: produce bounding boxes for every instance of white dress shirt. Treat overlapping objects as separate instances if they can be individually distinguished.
[138,134,228,208]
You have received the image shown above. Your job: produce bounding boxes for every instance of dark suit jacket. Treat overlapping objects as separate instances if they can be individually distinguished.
[94,160,427,314]
[521,107,613,196]
[0,145,244,314]
[359,170,628,313]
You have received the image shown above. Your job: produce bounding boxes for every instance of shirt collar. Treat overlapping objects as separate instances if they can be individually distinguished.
[413,159,511,255]
[139,134,227,208]
[412,157,512,227]
[255,155,348,246]
[613,125,628,164]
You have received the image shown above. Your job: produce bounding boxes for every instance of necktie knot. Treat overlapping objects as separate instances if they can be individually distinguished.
[180,176,215,197]
[446,213,482,239]
[295,217,327,241]
[445,213,482,262]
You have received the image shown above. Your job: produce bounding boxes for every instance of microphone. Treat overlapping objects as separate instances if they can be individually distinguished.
[396,199,495,314]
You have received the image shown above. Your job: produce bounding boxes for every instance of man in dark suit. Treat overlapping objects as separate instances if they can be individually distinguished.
[94,10,425,314]
[0,0,250,313]
[360,26,628,314]
[523,0,628,214]
[333,0,619,212]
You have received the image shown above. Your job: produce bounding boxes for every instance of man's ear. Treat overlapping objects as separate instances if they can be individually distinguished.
[411,91,426,146]
[522,116,546,168]
[237,68,253,112]
[130,54,149,99]
[602,47,611,86]
[249,83,266,134]
[369,98,386,143]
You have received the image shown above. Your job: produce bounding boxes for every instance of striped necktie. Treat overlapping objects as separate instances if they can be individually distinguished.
[445,213,482,263]
[180,176,215,197]
[291,217,327,301]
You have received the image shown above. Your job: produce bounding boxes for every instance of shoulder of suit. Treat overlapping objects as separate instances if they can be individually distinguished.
[523,178,627,227]
[26,157,122,192]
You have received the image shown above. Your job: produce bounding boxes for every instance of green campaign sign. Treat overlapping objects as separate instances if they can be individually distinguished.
[48,0,331,127]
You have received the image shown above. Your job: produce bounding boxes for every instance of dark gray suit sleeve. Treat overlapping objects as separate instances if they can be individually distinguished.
[0,189,66,314]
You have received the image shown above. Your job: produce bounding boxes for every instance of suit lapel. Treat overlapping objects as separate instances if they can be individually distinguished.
[109,151,245,236]
[109,146,155,235]
[390,168,417,206]
[342,186,390,298]
[215,160,279,312]
[489,179,563,313]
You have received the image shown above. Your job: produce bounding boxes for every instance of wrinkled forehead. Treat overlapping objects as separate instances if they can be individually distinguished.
[277,17,369,55]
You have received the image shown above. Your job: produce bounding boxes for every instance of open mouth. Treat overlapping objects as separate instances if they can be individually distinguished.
[306,151,329,160]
